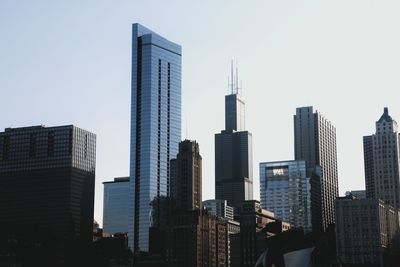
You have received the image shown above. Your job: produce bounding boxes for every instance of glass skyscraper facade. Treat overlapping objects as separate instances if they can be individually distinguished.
[103,177,130,235]
[129,23,181,252]
[259,160,312,232]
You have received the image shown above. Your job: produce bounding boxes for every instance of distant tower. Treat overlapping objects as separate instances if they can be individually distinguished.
[259,160,314,232]
[103,177,130,235]
[172,140,202,210]
[363,107,400,211]
[294,107,338,231]
[215,61,253,214]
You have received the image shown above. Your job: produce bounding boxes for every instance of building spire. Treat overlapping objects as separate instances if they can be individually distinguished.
[378,107,393,123]
[231,60,234,94]
[228,59,242,95]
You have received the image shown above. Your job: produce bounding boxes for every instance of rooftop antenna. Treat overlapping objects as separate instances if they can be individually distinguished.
[227,76,230,95]
[230,60,234,94]
[235,59,239,95]
[185,116,188,140]
[228,59,242,95]
[234,59,242,96]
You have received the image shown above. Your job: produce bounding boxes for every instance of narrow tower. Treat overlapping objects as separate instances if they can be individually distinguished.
[294,106,338,231]
[363,107,400,211]
[173,140,202,211]
[215,61,253,214]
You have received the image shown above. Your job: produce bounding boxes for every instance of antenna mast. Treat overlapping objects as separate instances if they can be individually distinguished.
[231,60,234,94]
[228,59,242,95]
[186,116,188,140]
[235,60,239,95]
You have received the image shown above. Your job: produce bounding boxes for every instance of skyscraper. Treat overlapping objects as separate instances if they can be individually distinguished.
[0,125,96,262]
[129,23,181,252]
[166,140,219,267]
[294,106,338,230]
[103,177,130,235]
[363,108,400,211]
[215,63,253,213]
[172,140,202,210]
[259,160,313,232]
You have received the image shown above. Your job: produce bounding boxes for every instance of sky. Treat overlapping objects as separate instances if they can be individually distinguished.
[1,0,400,226]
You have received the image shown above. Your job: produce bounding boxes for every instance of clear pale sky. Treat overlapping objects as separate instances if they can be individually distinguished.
[1,0,400,226]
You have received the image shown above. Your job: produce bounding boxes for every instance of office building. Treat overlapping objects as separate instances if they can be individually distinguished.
[0,125,96,263]
[259,160,314,232]
[294,106,338,230]
[215,63,253,213]
[129,23,182,252]
[165,141,218,266]
[215,219,228,267]
[172,140,202,210]
[170,158,177,200]
[240,200,290,267]
[335,196,399,266]
[203,199,234,221]
[103,177,130,235]
[203,199,240,266]
[165,209,217,267]
[363,108,400,211]
[363,134,375,199]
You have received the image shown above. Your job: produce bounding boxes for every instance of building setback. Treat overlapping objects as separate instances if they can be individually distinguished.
[203,199,240,267]
[203,199,234,221]
[215,65,253,213]
[294,106,338,231]
[335,196,399,266]
[345,190,366,199]
[103,177,130,235]
[129,23,182,252]
[363,108,400,211]
[259,160,315,232]
[0,125,96,263]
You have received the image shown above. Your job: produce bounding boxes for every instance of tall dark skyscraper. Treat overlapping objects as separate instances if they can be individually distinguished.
[215,63,253,213]
[172,140,202,210]
[166,140,219,267]
[129,23,182,252]
[294,106,338,230]
[0,125,96,261]
[363,108,400,211]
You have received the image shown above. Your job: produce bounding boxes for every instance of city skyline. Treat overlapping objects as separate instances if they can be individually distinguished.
[3,1,400,227]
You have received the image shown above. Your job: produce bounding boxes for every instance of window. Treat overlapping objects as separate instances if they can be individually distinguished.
[29,133,37,158]
[84,134,88,159]
[47,131,55,156]
[2,135,10,160]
